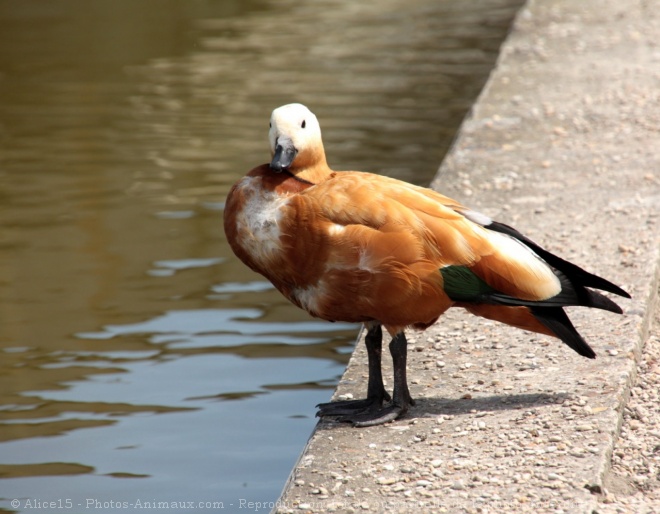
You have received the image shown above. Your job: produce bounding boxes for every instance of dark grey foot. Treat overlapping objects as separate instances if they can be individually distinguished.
[350,401,413,427]
[345,331,415,427]
[316,392,391,418]
[317,324,391,421]
[317,395,415,427]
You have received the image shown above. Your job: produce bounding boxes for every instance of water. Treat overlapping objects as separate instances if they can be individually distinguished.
[0,0,522,511]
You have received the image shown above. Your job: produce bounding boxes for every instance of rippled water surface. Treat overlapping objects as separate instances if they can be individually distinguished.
[0,0,522,510]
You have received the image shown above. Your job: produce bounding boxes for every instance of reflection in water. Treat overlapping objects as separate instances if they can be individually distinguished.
[0,0,522,509]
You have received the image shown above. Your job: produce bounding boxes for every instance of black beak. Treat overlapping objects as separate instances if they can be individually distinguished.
[270,141,298,172]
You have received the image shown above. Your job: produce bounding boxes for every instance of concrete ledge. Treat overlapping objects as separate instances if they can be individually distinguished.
[277,0,660,512]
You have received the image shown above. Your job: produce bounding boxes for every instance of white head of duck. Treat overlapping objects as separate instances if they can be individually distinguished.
[268,103,329,183]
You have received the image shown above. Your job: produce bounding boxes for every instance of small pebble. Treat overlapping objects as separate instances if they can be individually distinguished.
[377,477,397,485]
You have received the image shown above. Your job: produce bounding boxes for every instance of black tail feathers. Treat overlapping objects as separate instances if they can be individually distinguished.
[530,306,596,359]
[484,220,630,359]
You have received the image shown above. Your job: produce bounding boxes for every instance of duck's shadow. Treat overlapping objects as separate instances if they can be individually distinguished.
[317,391,569,429]
[412,391,568,416]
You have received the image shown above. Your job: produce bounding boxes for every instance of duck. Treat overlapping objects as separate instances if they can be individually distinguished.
[223,103,630,427]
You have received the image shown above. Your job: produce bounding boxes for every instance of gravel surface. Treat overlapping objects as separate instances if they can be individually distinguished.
[277,0,660,512]
[598,303,660,514]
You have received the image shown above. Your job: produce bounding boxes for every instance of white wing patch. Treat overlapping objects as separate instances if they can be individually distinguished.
[489,230,561,299]
[462,209,492,227]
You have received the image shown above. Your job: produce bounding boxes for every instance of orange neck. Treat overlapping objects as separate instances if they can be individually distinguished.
[287,146,333,184]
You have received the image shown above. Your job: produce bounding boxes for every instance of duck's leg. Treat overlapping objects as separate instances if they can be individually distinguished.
[350,332,415,427]
[316,324,390,418]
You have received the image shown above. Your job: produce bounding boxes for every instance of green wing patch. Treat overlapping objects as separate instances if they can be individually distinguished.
[439,265,495,302]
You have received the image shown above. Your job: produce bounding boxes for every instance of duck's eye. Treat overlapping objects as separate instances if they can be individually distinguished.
[301,120,306,129]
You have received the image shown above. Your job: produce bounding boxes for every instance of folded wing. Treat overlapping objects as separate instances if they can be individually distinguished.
[292,172,629,356]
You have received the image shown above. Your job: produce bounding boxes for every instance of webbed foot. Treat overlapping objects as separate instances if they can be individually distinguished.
[317,394,415,427]
[316,391,391,418]
[350,400,413,427]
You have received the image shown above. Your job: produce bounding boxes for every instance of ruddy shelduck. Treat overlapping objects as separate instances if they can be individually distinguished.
[223,103,630,427]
